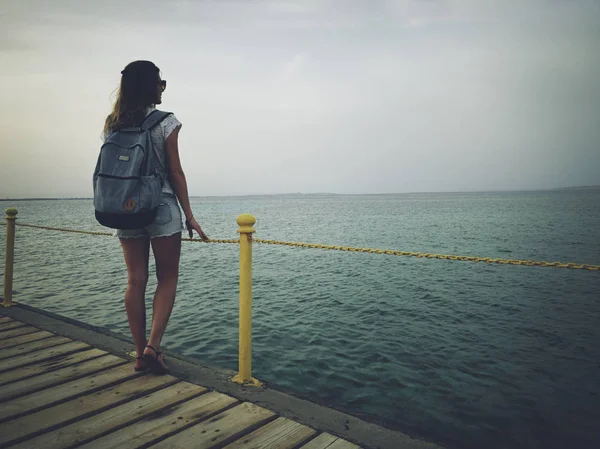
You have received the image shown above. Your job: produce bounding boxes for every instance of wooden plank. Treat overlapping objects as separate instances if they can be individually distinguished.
[0,352,125,402]
[0,331,54,349]
[0,340,89,373]
[299,434,362,449]
[78,391,238,449]
[223,417,317,449]
[0,321,27,332]
[0,374,178,447]
[150,402,276,449]
[17,382,207,449]
[327,440,362,449]
[0,363,141,422]
[299,433,339,449]
[0,336,72,361]
[0,348,107,386]
[0,316,12,324]
[0,325,40,340]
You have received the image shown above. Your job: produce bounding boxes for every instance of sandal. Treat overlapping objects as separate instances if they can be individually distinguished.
[142,345,169,375]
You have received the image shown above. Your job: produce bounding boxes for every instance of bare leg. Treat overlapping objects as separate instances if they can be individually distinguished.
[120,237,150,368]
[144,232,181,369]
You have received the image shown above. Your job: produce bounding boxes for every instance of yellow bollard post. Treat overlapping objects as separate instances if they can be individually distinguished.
[232,213,263,387]
[2,208,18,308]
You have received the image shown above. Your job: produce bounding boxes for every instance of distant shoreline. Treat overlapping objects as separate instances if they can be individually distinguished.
[1,185,599,201]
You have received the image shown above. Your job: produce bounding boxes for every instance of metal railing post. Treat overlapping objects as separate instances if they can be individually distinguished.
[232,213,263,386]
[2,208,18,307]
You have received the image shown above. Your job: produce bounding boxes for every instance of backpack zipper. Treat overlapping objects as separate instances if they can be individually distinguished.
[98,174,141,180]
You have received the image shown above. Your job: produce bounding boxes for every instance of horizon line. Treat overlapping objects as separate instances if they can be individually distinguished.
[1,185,599,201]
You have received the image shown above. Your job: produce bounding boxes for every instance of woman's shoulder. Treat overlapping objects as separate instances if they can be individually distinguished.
[154,109,182,139]
[149,109,181,139]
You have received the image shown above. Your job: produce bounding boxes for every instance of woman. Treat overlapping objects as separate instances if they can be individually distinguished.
[103,60,208,374]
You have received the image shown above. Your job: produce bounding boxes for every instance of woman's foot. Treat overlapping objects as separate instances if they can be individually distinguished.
[142,345,169,375]
[134,356,148,372]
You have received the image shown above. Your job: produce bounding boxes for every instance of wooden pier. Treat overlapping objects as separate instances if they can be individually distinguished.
[0,315,362,448]
[0,307,445,449]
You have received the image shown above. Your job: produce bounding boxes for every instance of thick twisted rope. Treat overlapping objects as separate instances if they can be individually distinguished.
[3,222,598,271]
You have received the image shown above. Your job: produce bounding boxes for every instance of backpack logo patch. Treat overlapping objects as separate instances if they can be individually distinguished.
[123,198,137,211]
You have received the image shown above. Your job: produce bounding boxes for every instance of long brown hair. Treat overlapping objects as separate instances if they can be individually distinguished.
[104,60,161,135]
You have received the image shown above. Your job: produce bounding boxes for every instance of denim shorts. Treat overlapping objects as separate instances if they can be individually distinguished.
[116,193,185,239]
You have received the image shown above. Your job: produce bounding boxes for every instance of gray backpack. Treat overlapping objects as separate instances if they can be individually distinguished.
[93,110,172,229]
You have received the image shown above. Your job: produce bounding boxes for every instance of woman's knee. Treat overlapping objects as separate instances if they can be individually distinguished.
[156,269,178,287]
[128,272,149,289]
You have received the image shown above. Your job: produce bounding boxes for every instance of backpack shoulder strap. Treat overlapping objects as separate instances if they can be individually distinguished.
[140,110,173,131]
[139,110,173,179]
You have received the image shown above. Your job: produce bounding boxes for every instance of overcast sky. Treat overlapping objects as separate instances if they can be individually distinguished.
[1,0,599,197]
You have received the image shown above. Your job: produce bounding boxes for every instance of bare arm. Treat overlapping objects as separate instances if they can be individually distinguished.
[165,126,208,240]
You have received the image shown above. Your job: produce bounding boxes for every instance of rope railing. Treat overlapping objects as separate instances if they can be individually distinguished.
[3,221,599,271]
[253,239,600,271]
[10,223,240,243]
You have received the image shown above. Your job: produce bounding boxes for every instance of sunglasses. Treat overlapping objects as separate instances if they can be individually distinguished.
[159,80,167,91]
